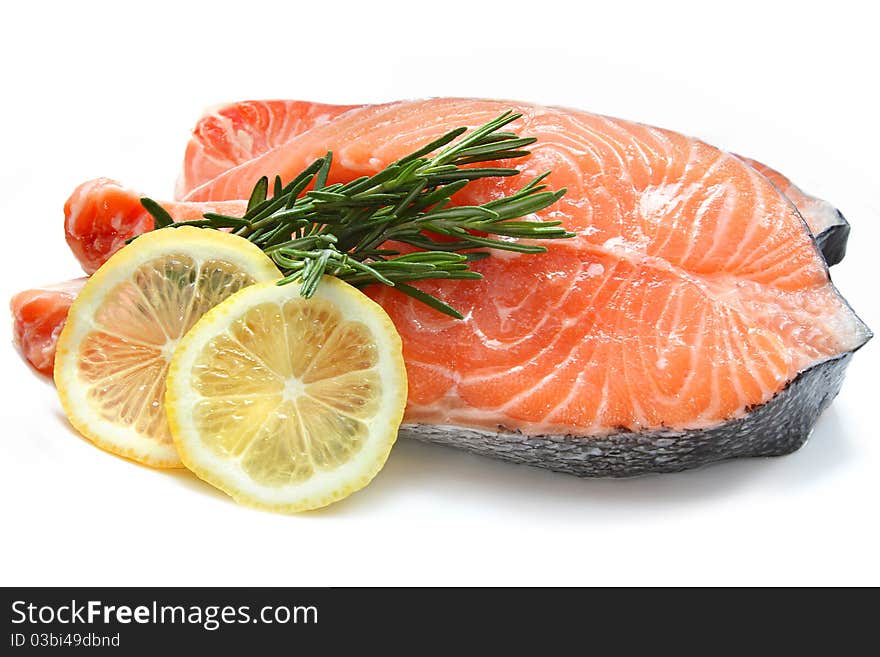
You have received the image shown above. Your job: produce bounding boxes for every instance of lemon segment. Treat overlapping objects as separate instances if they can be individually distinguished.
[165,277,407,513]
[54,227,281,467]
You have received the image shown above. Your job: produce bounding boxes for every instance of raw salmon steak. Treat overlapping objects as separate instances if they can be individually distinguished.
[179,99,851,266]
[174,98,870,475]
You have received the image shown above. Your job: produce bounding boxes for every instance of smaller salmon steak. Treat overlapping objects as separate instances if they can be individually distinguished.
[176,99,850,265]
[11,279,86,375]
[65,178,246,274]
[176,100,361,199]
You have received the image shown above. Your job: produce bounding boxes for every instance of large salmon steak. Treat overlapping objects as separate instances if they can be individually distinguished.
[173,98,871,475]
[13,98,871,476]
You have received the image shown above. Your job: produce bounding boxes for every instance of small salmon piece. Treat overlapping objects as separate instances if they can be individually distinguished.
[176,100,361,200]
[11,279,86,375]
[65,178,154,275]
[23,187,248,374]
[65,178,246,274]
[17,181,248,375]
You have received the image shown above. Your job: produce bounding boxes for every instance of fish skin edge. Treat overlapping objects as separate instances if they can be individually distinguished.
[815,213,850,267]
[400,352,858,477]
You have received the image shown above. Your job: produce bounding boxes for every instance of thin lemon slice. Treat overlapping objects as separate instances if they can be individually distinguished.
[54,227,281,467]
[165,277,407,513]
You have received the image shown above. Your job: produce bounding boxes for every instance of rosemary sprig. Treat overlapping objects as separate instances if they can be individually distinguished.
[141,111,571,318]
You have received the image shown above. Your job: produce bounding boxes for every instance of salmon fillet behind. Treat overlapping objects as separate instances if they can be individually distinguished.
[176,100,361,200]
[180,98,850,265]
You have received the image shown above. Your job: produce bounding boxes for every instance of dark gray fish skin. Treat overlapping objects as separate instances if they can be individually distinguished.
[400,353,860,478]
[815,212,850,266]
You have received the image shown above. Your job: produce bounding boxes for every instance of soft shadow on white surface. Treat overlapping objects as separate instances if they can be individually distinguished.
[43,352,856,521]
[160,468,237,505]
[47,384,854,520]
[51,407,237,506]
[310,406,855,518]
[52,409,98,448]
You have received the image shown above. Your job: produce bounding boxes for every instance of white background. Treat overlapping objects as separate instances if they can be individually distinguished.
[1,0,877,586]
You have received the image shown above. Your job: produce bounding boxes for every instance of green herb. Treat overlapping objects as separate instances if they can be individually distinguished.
[141,111,571,318]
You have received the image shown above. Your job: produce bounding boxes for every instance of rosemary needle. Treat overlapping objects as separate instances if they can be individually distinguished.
[141,111,572,318]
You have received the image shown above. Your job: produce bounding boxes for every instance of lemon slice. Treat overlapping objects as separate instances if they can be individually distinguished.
[54,227,281,467]
[165,277,407,513]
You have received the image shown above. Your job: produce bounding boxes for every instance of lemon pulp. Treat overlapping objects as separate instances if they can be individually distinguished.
[80,256,259,446]
[166,277,407,512]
